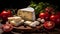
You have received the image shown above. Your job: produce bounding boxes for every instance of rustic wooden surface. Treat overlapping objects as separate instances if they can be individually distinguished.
[0,27,60,34]
[0,22,60,34]
[0,28,60,34]
[0,26,60,34]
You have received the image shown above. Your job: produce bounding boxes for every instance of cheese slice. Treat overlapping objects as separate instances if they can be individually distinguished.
[8,16,22,22]
[10,20,18,26]
[8,17,24,26]
[17,7,35,21]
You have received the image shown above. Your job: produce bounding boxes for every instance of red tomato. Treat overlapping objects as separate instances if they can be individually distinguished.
[56,12,60,17]
[39,12,50,20]
[45,12,50,20]
[0,10,12,21]
[39,12,46,19]
[45,7,54,12]
[50,15,60,24]
[43,21,55,29]
[2,23,13,32]
[7,10,13,17]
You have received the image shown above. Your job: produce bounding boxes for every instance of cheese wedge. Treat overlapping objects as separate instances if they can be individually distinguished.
[17,7,35,21]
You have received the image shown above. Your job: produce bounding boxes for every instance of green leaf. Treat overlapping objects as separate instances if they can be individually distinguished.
[29,1,37,8]
[29,2,50,15]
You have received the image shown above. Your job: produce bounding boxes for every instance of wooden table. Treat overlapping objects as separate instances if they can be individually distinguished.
[13,24,43,33]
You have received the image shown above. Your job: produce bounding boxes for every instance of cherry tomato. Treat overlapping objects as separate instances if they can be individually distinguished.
[0,10,12,21]
[2,22,13,32]
[43,21,55,29]
[45,7,54,12]
[39,12,46,19]
[56,12,60,17]
[39,12,50,20]
[50,15,60,24]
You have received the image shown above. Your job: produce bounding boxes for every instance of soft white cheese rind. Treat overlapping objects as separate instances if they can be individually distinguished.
[20,7,34,12]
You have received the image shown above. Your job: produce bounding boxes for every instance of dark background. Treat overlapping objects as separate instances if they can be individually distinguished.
[0,0,60,11]
[0,0,60,34]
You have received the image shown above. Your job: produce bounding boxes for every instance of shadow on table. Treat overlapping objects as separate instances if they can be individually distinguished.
[2,32,14,34]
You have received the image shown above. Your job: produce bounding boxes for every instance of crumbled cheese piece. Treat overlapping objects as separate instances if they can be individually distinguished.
[33,21,40,25]
[24,21,32,25]
[37,18,41,21]
[29,23,36,27]
[29,21,40,27]
[40,19,45,23]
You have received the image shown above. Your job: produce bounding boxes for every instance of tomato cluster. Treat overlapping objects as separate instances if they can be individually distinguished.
[39,7,60,29]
